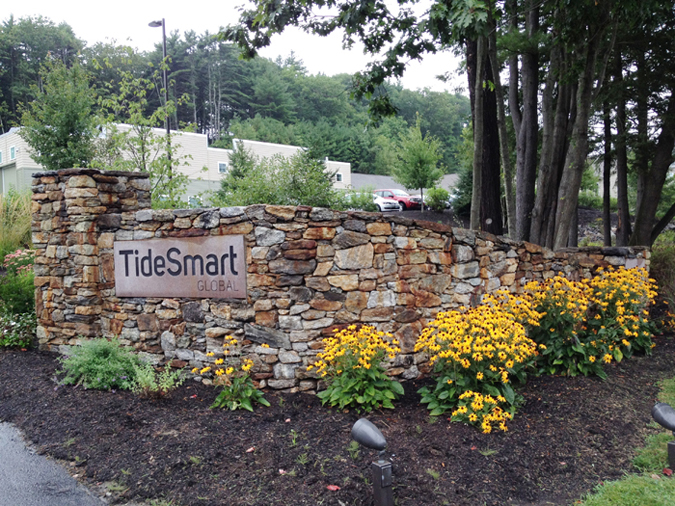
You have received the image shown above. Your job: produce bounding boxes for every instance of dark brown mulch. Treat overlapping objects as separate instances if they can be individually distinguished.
[1,336,674,506]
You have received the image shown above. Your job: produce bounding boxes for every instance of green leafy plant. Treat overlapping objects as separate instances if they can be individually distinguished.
[57,338,141,390]
[308,324,404,413]
[0,249,35,315]
[131,362,186,399]
[0,310,36,348]
[426,187,450,212]
[194,335,270,411]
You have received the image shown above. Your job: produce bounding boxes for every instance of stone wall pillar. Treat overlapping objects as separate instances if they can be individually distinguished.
[32,169,151,349]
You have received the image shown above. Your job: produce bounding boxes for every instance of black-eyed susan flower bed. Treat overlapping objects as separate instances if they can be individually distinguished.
[1,333,674,506]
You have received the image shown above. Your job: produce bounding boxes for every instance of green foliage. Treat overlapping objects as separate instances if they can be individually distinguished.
[131,363,186,399]
[633,432,672,473]
[19,59,99,171]
[0,191,32,260]
[577,474,675,506]
[0,310,36,348]
[0,249,35,315]
[57,338,142,390]
[650,232,675,305]
[211,373,271,412]
[391,115,443,203]
[344,188,378,212]
[214,151,343,208]
[451,126,474,216]
[310,325,404,413]
[426,187,449,212]
[98,63,191,207]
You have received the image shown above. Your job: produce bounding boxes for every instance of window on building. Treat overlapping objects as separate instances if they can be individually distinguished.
[218,162,228,173]
[0,151,3,164]
[335,173,343,182]
[9,146,16,160]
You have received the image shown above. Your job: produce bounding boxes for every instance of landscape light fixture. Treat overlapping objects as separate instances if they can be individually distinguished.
[651,402,675,470]
[148,17,173,200]
[351,418,393,506]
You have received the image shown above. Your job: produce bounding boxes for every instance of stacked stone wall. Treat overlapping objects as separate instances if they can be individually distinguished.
[32,169,650,392]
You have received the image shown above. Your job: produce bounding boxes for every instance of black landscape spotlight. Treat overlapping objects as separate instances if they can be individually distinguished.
[351,418,393,506]
[651,402,675,469]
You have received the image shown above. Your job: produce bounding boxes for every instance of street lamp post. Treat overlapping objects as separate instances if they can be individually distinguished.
[149,18,172,200]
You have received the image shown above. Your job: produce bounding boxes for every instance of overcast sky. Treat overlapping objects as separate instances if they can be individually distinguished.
[5,0,465,94]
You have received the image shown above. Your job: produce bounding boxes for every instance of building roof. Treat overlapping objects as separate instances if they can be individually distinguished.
[350,173,458,193]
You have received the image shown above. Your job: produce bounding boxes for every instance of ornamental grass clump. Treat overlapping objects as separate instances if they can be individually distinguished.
[414,305,540,433]
[308,324,404,413]
[0,248,35,315]
[193,335,270,411]
[520,276,606,377]
[582,267,657,360]
[57,338,141,390]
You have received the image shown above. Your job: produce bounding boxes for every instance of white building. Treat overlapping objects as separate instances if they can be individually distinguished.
[0,126,352,202]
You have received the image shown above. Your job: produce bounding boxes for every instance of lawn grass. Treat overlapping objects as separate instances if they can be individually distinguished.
[577,377,675,505]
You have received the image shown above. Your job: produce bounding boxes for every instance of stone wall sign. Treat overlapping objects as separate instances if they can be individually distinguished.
[114,235,247,299]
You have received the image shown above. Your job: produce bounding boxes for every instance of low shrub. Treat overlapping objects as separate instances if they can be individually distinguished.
[414,305,540,433]
[0,249,35,315]
[308,324,403,413]
[425,187,449,212]
[131,363,186,399]
[651,233,675,306]
[193,335,270,411]
[0,310,36,348]
[57,338,141,390]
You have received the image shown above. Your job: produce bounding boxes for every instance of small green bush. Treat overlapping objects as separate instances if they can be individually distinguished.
[0,310,36,348]
[426,187,449,212]
[0,249,35,315]
[651,233,675,306]
[131,363,186,398]
[0,190,32,260]
[342,190,378,212]
[58,338,142,390]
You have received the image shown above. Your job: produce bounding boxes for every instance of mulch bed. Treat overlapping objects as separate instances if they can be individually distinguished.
[1,335,674,506]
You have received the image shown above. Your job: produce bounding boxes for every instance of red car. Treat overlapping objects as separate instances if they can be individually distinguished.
[373,189,423,211]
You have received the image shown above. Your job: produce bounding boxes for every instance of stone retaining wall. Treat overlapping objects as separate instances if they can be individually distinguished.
[32,169,650,392]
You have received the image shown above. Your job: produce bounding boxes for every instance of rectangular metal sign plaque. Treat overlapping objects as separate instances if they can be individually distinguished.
[114,235,247,299]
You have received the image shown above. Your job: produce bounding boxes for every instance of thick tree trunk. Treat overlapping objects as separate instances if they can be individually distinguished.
[530,42,560,246]
[488,25,515,236]
[554,38,600,250]
[614,56,631,245]
[469,37,485,231]
[514,2,539,241]
[602,101,612,246]
[630,94,675,246]
[507,0,521,136]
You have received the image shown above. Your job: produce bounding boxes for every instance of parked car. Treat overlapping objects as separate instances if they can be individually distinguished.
[373,194,400,212]
[373,189,423,210]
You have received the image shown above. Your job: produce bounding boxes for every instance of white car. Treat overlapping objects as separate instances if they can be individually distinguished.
[374,194,400,212]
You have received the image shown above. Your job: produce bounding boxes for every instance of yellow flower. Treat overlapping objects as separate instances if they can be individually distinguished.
[215,369,224,376]
[589,356,596,363]
[191,367,199,374]
[206,352,215,357]
[200,366,211,374]
[603,354,612,364]
[261,343,270,348]
[215,358,224,365]
[469,413,478,422]
[476,372,484,380]
[225,367,234,375]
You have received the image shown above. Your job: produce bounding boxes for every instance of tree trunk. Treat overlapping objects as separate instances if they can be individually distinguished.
[488,19,515,236]
[613,55,631,245]
[630,94,675,246]
[602,101,612,246]
[514,2,539,241]
[469,36,485,231]
[553,37,601,250]
[479,34,504,235]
